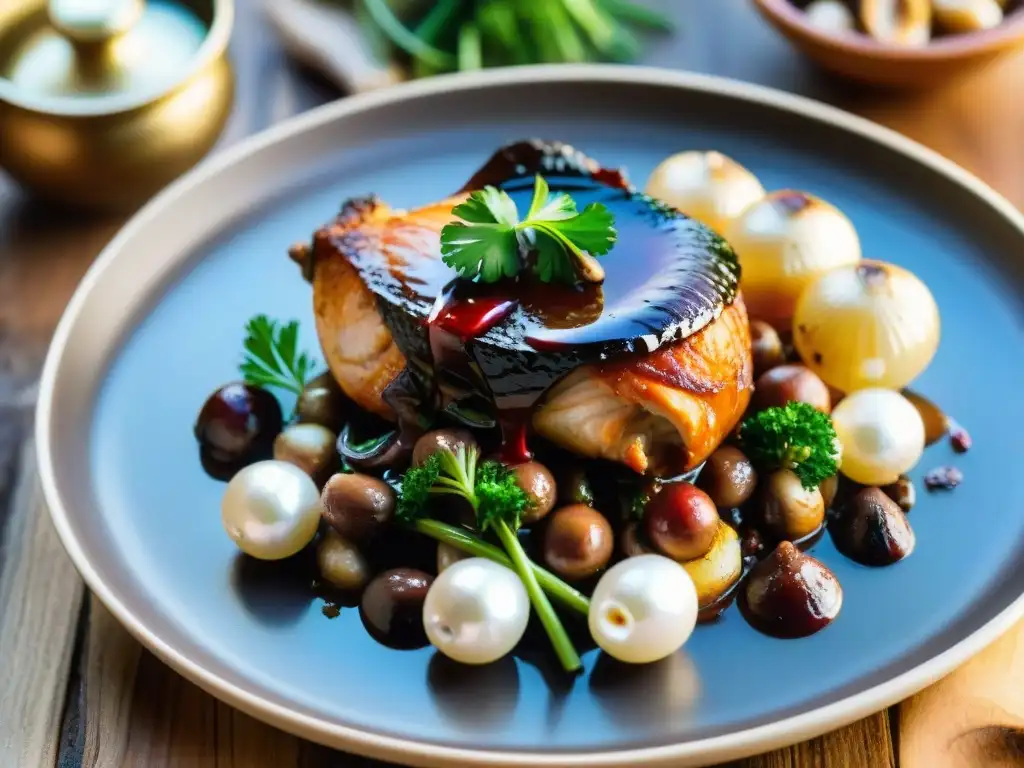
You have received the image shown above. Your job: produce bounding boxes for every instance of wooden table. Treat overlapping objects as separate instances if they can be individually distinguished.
[2,2,1024,766]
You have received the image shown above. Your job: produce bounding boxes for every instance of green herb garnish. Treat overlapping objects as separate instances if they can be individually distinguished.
[739,402,841,490]
[240,315,315,396]
[440,174,617,286]
[357,0,673,76]
[397,445,583,673]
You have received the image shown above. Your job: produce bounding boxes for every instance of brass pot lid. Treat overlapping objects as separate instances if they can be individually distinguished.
[0,0,226,115]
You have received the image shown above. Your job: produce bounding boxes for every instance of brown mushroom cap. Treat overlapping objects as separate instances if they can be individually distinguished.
[742,541,843,638]
[829,487,916,566]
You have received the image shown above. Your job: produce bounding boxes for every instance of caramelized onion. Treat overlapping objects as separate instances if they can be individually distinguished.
[724,190,860,328]
[645,151,765,236]
[793,261,940,394]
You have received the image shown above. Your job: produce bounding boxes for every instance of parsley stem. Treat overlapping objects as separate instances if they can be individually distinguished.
[409,519,590,616]
[493,519,583,673]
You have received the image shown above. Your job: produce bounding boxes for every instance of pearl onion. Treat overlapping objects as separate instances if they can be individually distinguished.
[724,190,860,327]
[422,558,529,665]
[645,151,765,236]
[221,460,321,560]
[589,554,698,664]
[831,389,925,486]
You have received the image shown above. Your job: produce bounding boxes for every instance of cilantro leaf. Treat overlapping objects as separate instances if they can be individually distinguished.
[439,174,616,286]
[549,202,618,256]
[526,175,576,221]
[239,315,316,395]
[532,234,578,285]
[451,186,520,226]
[440,222,520,281]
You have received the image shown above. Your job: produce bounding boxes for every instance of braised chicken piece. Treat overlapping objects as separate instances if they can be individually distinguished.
[295,140,752,476]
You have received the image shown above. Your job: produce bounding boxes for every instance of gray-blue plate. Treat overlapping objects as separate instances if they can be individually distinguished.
[37,66,1024,767]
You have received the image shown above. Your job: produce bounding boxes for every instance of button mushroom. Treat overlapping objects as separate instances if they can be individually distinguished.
[860,0,931,46]
[274,423,337,481]
[296,371,350,432]
[317,529,371,591]
[360,568,434,649]
[750,319,786,378]
[697,446,758,510]
[412,428,477,467]
[543,505,614,581]
[321,472,396,543]
[758,469,826,542]
[644,483,720,561]
[513,461,557,524]
[741,541,842,638]
[751,364,831,414]
[829,487,916,566]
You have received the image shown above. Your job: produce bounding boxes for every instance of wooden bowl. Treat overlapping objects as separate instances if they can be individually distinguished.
[753,0,1024,87]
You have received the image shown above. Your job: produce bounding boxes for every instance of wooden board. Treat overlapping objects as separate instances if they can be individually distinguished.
[2,2,1023,766]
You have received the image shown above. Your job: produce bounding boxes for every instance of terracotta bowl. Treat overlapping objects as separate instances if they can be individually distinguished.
[754,0,1024,88]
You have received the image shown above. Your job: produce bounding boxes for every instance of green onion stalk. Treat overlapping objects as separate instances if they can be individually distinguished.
[397,446,584,673]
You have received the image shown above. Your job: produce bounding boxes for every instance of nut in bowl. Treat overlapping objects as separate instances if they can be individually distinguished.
[754,0,1024,87]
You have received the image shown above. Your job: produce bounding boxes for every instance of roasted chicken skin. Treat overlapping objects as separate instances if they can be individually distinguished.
[309,196,463,419]
[533,297,752,475]
[305,195,752,476]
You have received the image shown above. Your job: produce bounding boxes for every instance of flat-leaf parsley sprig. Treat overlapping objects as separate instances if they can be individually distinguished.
[739,402,841,490]
[397,445,584,673]
[440,174,617,287]
[239,315,315,396]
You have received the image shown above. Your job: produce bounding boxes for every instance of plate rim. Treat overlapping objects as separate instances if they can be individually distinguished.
[35,63,1024,768]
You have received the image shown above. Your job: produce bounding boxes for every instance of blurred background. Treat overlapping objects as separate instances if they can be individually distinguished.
[1,1,1024,766]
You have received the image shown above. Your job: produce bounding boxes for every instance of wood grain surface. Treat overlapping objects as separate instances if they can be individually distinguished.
[1,2,1023,767]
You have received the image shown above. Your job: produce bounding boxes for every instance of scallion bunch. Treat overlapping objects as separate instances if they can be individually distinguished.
[353,0,674,78]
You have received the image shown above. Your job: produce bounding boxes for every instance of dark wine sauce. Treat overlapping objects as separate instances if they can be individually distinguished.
[496,408,534,464]
[428,288,520,343]
[420,171,705,464]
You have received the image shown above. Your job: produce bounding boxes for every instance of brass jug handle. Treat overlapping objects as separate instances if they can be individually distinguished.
[48,0,144,45]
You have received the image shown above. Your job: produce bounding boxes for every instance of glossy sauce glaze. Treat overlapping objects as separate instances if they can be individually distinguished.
[409,141,740,460]
[220,141,945,645]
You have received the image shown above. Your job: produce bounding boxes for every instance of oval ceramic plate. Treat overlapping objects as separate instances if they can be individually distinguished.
[37,66,1024,767]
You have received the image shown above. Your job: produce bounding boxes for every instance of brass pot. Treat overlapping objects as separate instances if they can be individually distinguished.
[0,0,234,211]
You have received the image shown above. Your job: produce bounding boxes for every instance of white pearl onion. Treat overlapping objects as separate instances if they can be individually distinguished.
[221,460,321,560]
[423,558,529,665]
[589,554,698,664]
[831,389,926,486]
[645,151,765,236]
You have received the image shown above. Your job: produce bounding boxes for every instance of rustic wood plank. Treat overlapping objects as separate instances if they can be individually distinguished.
[2,2,1022,767]
[720,711,896,768]
[0,439,86,767]
[899,621,1024,768]
[75,595,142,768]
[122,648,307,767]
